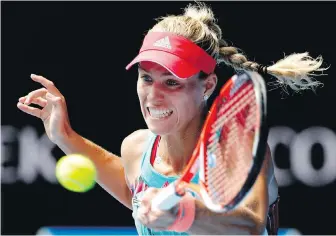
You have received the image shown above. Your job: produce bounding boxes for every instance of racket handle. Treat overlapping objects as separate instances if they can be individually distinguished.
[151,183,183,211]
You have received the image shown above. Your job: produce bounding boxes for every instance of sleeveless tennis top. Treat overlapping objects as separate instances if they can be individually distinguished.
[130,132,269,235]
[130,132,198,235]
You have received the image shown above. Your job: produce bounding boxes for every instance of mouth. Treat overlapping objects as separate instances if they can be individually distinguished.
[147,107,173,119]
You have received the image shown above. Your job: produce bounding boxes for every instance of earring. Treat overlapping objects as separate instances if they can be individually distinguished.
[204,95,209,101]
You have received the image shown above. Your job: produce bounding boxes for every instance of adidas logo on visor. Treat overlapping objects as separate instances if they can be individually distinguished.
[153,36,172,49]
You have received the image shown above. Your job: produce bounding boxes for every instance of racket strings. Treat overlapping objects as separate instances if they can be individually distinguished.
[207,90,254,185]
[209,84,254,141]
[205,82,258,206]
[215,117,256,202]
[207,88,255,158]
[209,112,255,204]
[215,105,256,201]
[208,87,255,153]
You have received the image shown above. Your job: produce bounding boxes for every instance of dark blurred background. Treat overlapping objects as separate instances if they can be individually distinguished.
[2,1,336,235]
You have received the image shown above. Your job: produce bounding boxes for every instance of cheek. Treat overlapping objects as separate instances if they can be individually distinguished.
[183,84,203,108]
[173,83,203,111]
[137,82,145,101]
[173,92,201,116]
[137,84,147,112]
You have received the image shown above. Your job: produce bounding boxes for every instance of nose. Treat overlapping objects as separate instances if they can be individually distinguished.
[148,82,165,101]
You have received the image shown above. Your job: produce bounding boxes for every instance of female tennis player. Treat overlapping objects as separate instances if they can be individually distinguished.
[17,3,326,235]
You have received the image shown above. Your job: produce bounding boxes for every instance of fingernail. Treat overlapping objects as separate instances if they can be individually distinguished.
[31,74,36,77]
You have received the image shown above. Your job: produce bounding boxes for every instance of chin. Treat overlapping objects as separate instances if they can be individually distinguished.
[145,119,177,136]
[147,124,173,136]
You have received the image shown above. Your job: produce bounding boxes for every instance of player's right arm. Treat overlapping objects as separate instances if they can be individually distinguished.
[16,74,141,210]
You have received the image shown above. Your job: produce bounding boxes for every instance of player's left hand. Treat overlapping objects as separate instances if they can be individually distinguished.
[136,187,179,231]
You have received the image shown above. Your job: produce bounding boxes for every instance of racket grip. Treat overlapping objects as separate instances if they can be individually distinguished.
[151,183,183,211]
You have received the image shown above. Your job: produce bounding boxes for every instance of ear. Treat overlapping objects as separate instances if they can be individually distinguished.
[203,74,218,101]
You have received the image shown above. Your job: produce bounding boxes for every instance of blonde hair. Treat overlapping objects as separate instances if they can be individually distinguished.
[149,2,329,93]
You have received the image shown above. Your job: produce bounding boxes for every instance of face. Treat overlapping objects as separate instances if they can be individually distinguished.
[136,61,208,136]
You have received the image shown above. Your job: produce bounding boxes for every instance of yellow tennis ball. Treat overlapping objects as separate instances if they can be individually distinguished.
[55,154,97,193]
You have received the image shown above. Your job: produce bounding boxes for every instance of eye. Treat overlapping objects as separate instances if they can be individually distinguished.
[166,79,180,87]
[141,75,152,83]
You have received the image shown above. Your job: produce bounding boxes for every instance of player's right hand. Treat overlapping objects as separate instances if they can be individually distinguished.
[17,74,73,145]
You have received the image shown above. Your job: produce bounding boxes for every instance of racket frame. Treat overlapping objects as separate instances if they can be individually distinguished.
[151,71,268,213]
[199,71,269,213]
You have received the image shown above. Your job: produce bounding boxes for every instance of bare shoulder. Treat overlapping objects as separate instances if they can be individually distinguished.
[120,129,152,167]
[121,129,152,186]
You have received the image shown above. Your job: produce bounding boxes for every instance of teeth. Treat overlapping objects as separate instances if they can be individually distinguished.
[148,108,173,118]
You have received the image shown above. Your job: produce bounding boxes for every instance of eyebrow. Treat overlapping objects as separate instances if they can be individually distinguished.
[138,64,173,77]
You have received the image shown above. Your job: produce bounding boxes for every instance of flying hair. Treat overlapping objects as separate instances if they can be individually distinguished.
[149,2,329,94]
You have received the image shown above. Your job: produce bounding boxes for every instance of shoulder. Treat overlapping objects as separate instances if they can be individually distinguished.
[120,129,153,170]
[121,129,153,188]
[121,129,152,159]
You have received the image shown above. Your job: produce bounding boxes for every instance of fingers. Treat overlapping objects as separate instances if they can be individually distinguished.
[17,74,65,120]
[45,92,63,107]
[20,74,64,103]
[137,209,166,230]
[17,93,48,118]
[17,102,42,118]
[137,187,177,230]
[137,210,149,225]
[30,74,62,96]
[27,97,48,107]
[140,188,160,212]
[23,88,48,105]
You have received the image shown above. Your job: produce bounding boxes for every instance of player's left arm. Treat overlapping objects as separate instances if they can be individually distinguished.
[187,145,271,235]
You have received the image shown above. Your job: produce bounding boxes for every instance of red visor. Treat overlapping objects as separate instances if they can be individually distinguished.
[125,32,216,79]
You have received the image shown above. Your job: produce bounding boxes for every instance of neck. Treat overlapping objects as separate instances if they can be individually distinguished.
[158,108,207,174]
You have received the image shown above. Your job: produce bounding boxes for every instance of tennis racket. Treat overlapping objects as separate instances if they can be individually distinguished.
[151,71,268,213]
